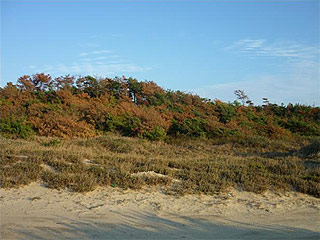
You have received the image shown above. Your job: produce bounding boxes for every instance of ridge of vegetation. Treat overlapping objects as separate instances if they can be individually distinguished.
[0,73,319,139]
[0,73,319,197]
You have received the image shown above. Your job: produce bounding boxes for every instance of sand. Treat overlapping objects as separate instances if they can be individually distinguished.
[1,183,319,240]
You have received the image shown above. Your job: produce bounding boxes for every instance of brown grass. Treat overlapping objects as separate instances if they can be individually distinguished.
[1,134,319,197]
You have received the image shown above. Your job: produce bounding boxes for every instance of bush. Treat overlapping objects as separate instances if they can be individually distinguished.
[103,114,142,137]
[31,112,95,138]
[168,118,207,137]
[143,126,167,141]
[0,118,34,139]
[246,111,268,125]
[216,103,236,123]
[282,119,320,136]
[103,114,124,132]
[210,127,241,138]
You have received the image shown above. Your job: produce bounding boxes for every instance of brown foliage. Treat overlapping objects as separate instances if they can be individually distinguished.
[1,74,319,139]
[30,112,95,138]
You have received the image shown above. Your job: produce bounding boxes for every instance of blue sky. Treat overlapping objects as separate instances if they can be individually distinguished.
[1,0,319,105]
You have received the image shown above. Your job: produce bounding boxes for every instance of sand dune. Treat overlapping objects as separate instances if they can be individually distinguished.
[1,183,319,239]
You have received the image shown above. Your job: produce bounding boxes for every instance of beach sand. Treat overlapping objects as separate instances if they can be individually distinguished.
[1,183,319,239]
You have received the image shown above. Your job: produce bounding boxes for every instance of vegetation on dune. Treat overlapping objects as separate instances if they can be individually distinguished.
[0,73,319,197]
[1,135,319,197]
[0,73,319,139]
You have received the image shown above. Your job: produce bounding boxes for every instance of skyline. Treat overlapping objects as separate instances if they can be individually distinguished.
[1,0,319,105]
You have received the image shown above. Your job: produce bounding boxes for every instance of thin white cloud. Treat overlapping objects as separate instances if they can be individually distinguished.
[80,50,112,56]
[77,42,99,48]
[41,62,150,76]
[229,39,319,61]
[192,60,320,106]
[79,55,120,62]
[193,39,320,106]
[28,49,151,77]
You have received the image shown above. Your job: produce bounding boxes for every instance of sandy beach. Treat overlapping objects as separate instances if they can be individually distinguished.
[1,183,319,240]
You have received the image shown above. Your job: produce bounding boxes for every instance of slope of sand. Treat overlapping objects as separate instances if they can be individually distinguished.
[1,183,319,239]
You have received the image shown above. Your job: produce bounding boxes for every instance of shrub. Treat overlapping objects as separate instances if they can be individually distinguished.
[168,118,207,137]
[103,114,142,137]
[210,127,241,138]
[31,112,95,138]
[0,118,34,139]
[143,126,167,141]
[103,114,124,132]
[282,119,320,136]
[246,111,268,125]
[216,102,236,123]
[167,104,183,113]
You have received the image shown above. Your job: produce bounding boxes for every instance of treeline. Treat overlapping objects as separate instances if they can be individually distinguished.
[0,73,319,139]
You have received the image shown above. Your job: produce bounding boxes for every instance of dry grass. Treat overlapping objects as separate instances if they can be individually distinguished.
[1,133,319,197]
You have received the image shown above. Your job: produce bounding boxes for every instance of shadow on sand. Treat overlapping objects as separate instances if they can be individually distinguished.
[10,211,320,240]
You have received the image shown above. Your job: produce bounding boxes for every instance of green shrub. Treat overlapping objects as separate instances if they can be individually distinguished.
[167,104,183,113]
[168,118,207,137]
[147,92,165,106]
[216,103,236,123]
[143,126,167,141]
[0,118,34,139]
[210,127,241,138]
[246,111,268,125]
[103,114,142,137]
[103,113,123,132]
[282,119,320,136]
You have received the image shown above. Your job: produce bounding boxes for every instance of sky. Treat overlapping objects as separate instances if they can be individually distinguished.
[1,0,319,105]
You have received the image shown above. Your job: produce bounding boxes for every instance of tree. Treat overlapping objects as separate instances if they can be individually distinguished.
[17,75,35,91]
[127,77,142,104]
[234,90,252,106]
[54,75,75,90]
[76,76,100,98]
[32,73,53,91]
[16,73,53,92]
[262,98,270,107]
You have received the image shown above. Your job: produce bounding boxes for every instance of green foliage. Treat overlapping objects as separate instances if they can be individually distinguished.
[246,111,268,125]
[191,108,203,117]
[282,119,320,136]
[210,127,241,138]
[216,102,236,123]
[143,126,167,141]
[127,77,142,104]
[167,103,183,113]
[77,76,100,98]
[0,118,34,139]
[103,114,124,132]
[103,114,141,137]
[169,118,207,137]
[119,115,142,137]
[145,91,166,106]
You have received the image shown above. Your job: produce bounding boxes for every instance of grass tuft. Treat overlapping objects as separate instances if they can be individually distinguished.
[1,134,319,197]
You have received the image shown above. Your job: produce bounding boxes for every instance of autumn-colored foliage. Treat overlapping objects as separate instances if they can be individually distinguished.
[1,73,319,139]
